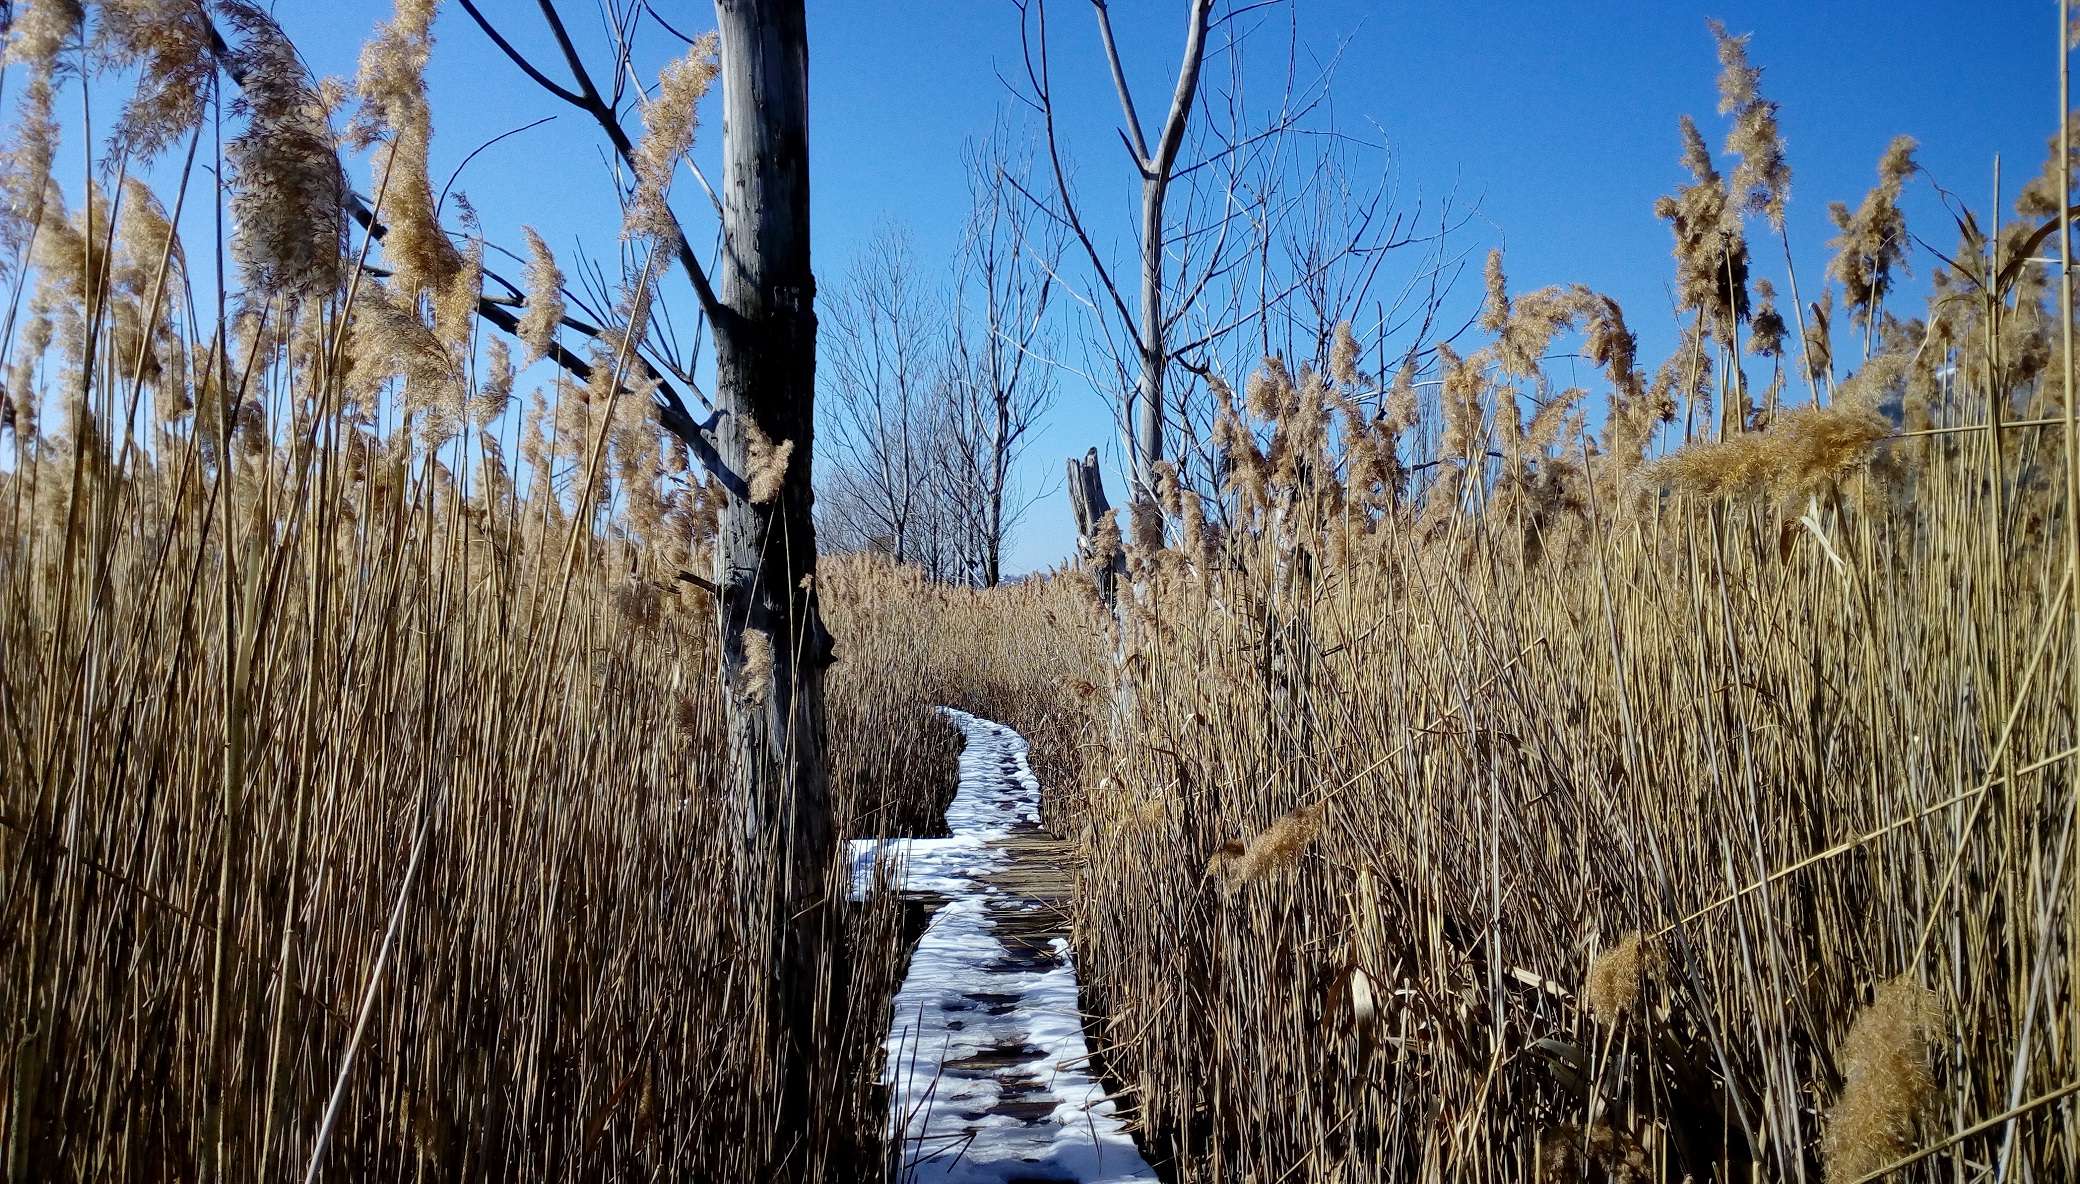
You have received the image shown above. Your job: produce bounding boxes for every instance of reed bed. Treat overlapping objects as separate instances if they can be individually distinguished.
[821,556,1106,835]
[0,7,1081,1177]
[1057,207,2080,1184]
[5,6,2074,1184]
[0,295,986,1180]
[1017,26,2080,1176]
[1075,457,2077,1180]
[0,8,974,1175]
[835,30,2079,1180]
[827,556,1108,820]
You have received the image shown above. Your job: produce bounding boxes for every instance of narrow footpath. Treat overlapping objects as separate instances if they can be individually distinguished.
[850,710,1155,1184]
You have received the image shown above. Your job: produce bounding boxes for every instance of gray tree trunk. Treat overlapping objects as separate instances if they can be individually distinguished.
[1106,0,1212,504]
[1135,178,1166,501]
[986,394,1010,587]
[711,1,833,1173]
[1066,447,1125,606]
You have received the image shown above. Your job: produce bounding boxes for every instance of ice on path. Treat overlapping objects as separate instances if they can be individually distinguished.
[849,709,1155,1184]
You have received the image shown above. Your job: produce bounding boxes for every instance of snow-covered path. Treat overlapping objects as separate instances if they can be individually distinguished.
[849,710,1156,1184]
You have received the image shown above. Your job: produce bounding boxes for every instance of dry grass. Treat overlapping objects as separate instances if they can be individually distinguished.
[1058,357,2076,1180]
[5,8,2076,1184]
[0,251,962,1183]
[0,10,994,1180]
[1034,40,2080,1182]
[758,78,2074,1175]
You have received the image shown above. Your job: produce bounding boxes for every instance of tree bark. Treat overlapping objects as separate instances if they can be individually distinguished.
[711,1,833,1174]
[1135,176,1167,500]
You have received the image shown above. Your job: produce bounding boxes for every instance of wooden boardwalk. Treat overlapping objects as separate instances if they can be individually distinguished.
[864,711,1153,1184]
[978,827,1078,908]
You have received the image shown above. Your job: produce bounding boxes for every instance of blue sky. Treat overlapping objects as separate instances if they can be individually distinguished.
[803,2,2048,573]
[115,3,2063,573]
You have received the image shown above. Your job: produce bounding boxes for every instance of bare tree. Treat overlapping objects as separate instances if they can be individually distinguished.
[1018,0,1212,518]
[942,127,1063,586]
[458,3,833,1174]
[703,14,833,1173]
[1014,0,1450,578]
[1171,128,1461,499]
[911,401,976,582]
[813,463,891,556]
[819,223,944,566]
[820,142,1060,587]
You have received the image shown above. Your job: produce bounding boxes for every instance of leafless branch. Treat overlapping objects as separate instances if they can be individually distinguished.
[455,0,727,325]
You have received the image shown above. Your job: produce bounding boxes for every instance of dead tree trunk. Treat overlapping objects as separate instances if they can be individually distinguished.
[985,397,1010,588]
[1066,447,1125,607]
[1024,0,1211,550]
[352,1,833,1168]
[710,1,834,1173]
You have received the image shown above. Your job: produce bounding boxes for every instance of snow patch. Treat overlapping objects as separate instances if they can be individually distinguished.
[854,710,1154,1184]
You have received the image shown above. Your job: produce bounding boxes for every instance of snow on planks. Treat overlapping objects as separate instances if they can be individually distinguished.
[849,710,1154,1184]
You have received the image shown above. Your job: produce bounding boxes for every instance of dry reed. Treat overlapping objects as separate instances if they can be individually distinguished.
[0,8,1003,1180]
[1040,24,2080,1184]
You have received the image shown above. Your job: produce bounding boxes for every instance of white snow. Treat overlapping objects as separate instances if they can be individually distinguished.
[852,710,1156,1184]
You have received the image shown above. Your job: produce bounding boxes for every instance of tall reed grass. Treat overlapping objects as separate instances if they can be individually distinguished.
[1025,28,2080,1181]
[1054,172,2080,1184]
[0,5,984,1178]
[0,209,963,1184]
[6,7,2073,1184]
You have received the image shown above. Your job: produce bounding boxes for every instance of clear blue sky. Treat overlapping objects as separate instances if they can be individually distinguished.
[206,3,2058,572]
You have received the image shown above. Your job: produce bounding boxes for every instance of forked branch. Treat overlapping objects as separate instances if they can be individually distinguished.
[455,0,726,325]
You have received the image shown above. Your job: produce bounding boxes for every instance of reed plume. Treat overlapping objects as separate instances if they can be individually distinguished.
[1828,137,1918,331]
[628,32,721,246]
[1657,114,1749,339]
[745,416,795,505]
[1647,398,1889,504]
[518,225,565,363]
[1712,20,1791,230]
[353,0,462,306]
[1823,977,1940,1182]
[94,0,214,162]
[1206,802,1325,889]
[1584,931,1648,1027]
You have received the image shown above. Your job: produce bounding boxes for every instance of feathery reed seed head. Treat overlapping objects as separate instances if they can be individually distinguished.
[221,2,346,304]
[1207,803,1325,891]
[518,226,565,364]
[1824,976,1941,1182]
[745,418,794,505]
[627,34,720,246]
[1585,931,1648,1026]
